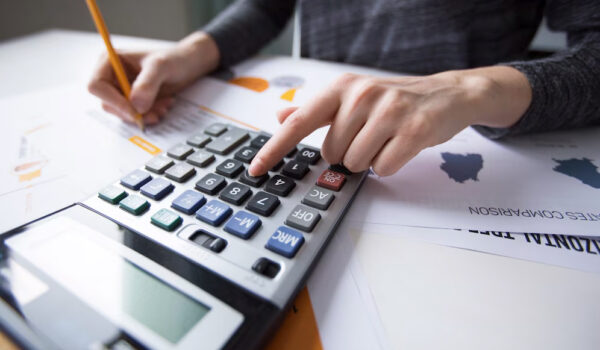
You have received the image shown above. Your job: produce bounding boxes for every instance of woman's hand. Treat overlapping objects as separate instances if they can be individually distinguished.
[248,66,531,177]
[88,31,219,125]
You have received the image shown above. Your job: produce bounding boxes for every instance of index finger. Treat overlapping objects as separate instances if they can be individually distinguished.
[248,88,341,176]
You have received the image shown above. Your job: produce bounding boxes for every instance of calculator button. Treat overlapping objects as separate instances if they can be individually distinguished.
[119,195,150,215]
[151,208,182,232]
[265,175,295,197]
[171,190,206,215]
[295,147,321,164]
[145,155,174,174]
[205,128,249,155]
[189,229,228,253]
[329,163,353,175]
[271,159,285,172]
[239,170,269,187]
[205,123,228,136]
[216,159,244,178]
[186,134,211,148]
[165,162,196,183]
[224,211,261,239]
[140,178,174,200]
[120,169,152,190]
[195,173,227,195]
[252,257,281,278]
[302,186,335,210]
[186,151,215,167]
[234,146,257,163]
[196,199,232,226]
[286,147,297,158]
[246,191,280,216]
[250,134,270,149]
[317,169,346,191]
[167,143,194,160]
[281,160,309,179]
[98,185,128,204]
[285,205,321,232]
[219,182,252,205]
[265,226,305,258]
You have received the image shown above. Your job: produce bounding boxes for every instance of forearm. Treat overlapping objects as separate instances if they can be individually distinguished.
[176,31,220,79]
[202,0,296,67]
[434,66,532,129]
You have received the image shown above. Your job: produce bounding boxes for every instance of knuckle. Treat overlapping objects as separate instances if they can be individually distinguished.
[334,72,359,88]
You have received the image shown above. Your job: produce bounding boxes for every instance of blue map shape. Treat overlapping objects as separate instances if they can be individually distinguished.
[440,152,483,183]
[552,158,600,189]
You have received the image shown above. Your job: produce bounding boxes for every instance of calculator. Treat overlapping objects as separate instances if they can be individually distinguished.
[0,123,367,349]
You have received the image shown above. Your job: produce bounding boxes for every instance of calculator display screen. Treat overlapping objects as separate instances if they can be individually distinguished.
[120,261,210,343]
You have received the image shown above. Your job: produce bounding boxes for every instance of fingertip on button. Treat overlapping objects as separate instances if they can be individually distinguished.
[248,158,264,177]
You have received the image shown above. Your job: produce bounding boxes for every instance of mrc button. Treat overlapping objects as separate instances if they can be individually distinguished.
[265,226,305,258]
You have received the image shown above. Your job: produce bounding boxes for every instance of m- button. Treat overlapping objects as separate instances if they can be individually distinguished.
[316,169,346,191]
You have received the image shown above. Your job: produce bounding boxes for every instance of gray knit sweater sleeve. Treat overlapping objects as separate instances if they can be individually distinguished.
[202,0,295,68]
[474,0,600,138]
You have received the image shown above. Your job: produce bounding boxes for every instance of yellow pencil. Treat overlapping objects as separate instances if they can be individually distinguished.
[85,0,145,132]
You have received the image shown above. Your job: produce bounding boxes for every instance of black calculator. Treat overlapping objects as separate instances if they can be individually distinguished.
[0,123,367,350]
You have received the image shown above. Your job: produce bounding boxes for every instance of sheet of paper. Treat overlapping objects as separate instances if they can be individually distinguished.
[0,85,219,233]
[343,221,600,274]
[343,226,600,350]
[183,56,600,236]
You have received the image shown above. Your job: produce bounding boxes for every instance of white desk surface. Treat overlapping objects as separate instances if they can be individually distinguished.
[1,29,599,350]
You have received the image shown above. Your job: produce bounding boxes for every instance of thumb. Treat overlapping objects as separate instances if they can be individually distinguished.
[276,106,299,124]
[130,59,165,114]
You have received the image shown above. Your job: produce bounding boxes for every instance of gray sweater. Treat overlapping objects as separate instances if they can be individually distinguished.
[204,0,600,138]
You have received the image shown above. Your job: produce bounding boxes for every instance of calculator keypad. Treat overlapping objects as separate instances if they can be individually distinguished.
[93,122,367,306]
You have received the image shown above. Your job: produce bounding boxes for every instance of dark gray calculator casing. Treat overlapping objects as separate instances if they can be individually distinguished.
[0,124,367,350]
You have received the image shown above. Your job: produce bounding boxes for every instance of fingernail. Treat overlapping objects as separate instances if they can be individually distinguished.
[248,161,262,177]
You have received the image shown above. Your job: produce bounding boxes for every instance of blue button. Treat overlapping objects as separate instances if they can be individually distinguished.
[265,226,304,258]
[140,178,174,200]
[120,169,152,190]
[224,211,261,239]
[172,190,206,214]
[195,200,232,226]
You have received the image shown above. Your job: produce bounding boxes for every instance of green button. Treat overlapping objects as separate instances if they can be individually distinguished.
[151,208,182,231]
[98,185,128,204]
[119,195,150,215]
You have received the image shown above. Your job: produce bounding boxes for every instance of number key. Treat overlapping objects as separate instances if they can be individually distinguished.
[234,146,257,163]
[219,182,252,205]
[295,147,320,164]
[216,159,245,178]
[281,160,309,179]
[265,175,295,197]
[195,173,227,195]
[246,191,280,216]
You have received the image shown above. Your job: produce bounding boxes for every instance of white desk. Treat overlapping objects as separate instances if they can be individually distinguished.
[1,30,599,350]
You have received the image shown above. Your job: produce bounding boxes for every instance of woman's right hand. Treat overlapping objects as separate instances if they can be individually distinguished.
[88,31,220,125]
